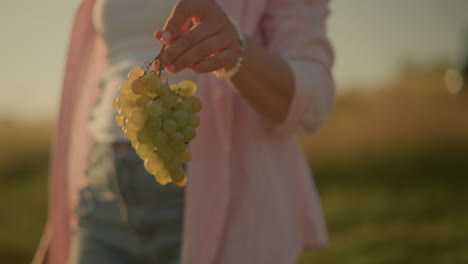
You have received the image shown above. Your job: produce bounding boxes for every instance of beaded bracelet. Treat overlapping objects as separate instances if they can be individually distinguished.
[212,19,246,80]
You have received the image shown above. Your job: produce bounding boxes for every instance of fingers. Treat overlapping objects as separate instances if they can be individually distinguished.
[180,19,195,35]
[189,49,240,73]
[154,0,240,74]
[168,29,235,73]
[163,13,230,69]
[162,0,214,44]
[155,20,195,44]
[154,29,163,40]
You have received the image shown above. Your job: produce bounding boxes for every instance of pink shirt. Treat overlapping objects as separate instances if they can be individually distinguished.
[33,0,335,263]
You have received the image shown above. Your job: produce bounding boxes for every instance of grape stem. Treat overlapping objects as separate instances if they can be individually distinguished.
[152,45,166,79]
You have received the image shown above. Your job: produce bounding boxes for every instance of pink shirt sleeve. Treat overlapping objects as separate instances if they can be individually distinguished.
[261,0,335,134]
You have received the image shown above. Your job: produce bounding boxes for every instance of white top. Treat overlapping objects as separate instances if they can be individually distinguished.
[89,0,198,142]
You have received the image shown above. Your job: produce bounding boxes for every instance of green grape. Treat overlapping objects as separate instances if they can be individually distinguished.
[159,110,171,120]
[174,100,192,112]
[169,167,186,183]
[172,110,189,128]
[170,84,179,93]
[125,118,144,131]
[155,168,172,185]
[137,128,152,144]
[136,95,153,108]
[174,174,188,187]
[146,101,165,118]
[119,79,133,95]
[144,152,163,174]
[131,139,139,149]
[182,126,196,142]
[117,94,137,107]
[187,96,202,113]
[129,107,147,126]
[170,132,184,143]
[161,93,178,108]
[119,104,134,118]
[115,63,202,187]
[123,127,138,141]
[159,83,171,97]
[120,104,134,118]
[135,143,154,160]
[131,78,147,95]
[189,114,200,128]
[115,114,125,127]
[166,155,182,171]
[180,148,192,163]
[152,130,168,146]
[176,80,197,96]
[146,73,161,95]
[162,119,177,134]
[169,139,186,153]
[112,98,121,111]
[128,66,144,80]
[146,118,162,131]
[157,145,175,160]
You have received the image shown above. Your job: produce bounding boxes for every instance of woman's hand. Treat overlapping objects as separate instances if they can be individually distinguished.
[154,0,242,74]
[156,0,296,124]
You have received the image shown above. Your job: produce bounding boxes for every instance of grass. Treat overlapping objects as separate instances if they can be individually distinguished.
[0,121,51,264]
[295,66,468,263]
[298,142,468,264]
[1,66,467,263]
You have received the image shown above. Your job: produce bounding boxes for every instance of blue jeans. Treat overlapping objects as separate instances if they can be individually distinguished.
[68,143,184,264]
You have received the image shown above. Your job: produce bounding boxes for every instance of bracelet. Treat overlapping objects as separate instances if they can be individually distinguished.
[212,19,246,80]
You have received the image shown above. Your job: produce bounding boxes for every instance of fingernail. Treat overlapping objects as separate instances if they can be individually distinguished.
[161,32,172,44]
[167,65,176,72]
[154,30,163,40]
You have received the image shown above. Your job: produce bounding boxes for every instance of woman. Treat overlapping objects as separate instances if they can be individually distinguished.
[34,0,335,263]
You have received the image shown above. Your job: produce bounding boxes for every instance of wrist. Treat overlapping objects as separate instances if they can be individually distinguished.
[212,19,246,80]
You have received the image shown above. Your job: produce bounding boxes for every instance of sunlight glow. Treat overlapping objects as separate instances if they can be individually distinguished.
[444,68,463,94]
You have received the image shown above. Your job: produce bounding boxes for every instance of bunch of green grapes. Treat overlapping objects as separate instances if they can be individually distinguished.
[112,65,201,187]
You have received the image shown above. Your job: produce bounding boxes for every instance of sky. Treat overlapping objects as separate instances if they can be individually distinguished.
[1,0,468,121]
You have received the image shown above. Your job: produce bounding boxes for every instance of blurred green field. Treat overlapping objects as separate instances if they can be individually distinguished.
[298,65,468,264]
[0,121,51,263]
[1,65,467,263]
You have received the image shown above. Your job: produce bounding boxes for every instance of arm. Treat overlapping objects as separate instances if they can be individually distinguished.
[229,35,294,123]
[157,0,334,133]
[259,0,335,133]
